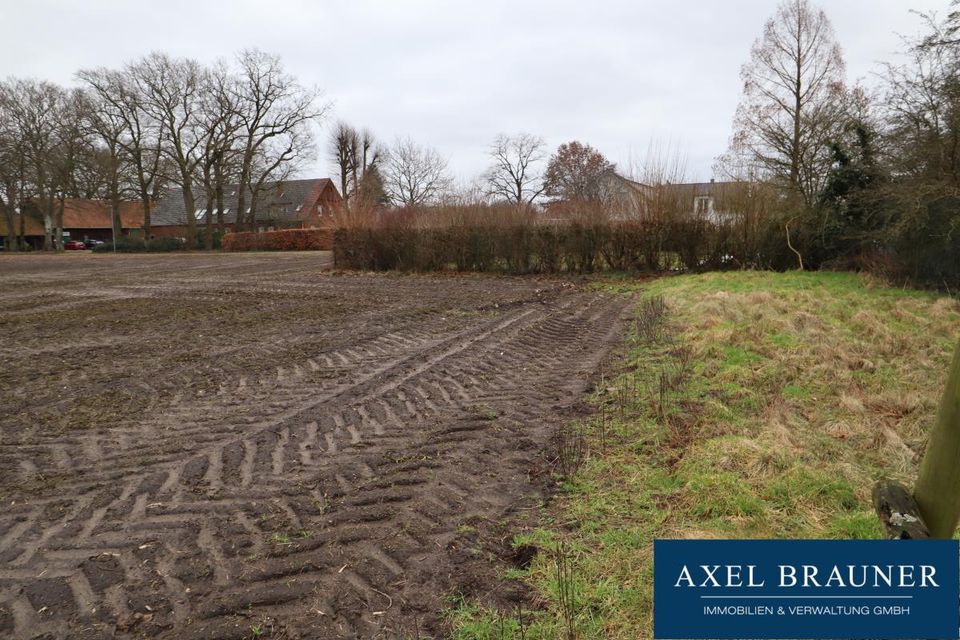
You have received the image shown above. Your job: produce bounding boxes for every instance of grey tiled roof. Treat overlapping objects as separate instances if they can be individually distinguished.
[151,178,335,226]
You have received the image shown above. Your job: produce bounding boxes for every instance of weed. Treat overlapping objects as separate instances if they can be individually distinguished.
[268,533,291,546]
[555,423,586,480]
[466,404,499,420]
[635,295,666,343]
[553,540,578,640]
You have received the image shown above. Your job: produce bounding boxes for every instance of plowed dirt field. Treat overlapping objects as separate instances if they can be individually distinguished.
[0,253,630,639]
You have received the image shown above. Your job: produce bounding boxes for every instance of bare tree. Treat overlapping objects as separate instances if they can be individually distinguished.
[382,137,451,208]
[330,121,353,207]
[329,121,383,211]
[78,65,166,238]
[130,53,206,244]
[719,0,846,206]
[50,90,105,244]
[1,79,68,249]
[0,82,27,251]
[231,49,327,231]
[483,133,546,206]
[882,9,960,190]
[76,83,128,239]
[197,62,242,248]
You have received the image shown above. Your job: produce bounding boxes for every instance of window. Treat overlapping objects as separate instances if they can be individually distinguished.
[694,196,714,217]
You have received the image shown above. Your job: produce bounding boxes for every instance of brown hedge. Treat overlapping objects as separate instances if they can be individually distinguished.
[222,228,334,252]
[332,221,754,274]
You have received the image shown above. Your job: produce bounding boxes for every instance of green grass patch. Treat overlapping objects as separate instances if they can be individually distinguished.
[451,271,958,639]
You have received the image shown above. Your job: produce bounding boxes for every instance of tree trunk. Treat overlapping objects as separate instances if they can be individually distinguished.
[110,180,122,242]
[181,181,197,247]
[54,197,64,252]
[142,195,152,239]
[237,161,251,233]
[204,194,214,251]
[913,339,960,538]
[2,188,17,251]
[216,190,225,235]
[42,196,53,251]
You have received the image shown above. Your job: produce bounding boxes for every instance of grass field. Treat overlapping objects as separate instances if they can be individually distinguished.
[451,270,960,639]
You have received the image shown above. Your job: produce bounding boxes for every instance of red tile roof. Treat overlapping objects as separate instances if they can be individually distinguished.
[60,199,144,229]
[0,214,45,236]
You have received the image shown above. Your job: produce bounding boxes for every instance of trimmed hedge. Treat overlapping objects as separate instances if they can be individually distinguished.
[91,237,187,252]
[222,228,334,252]
[333,222,746,274]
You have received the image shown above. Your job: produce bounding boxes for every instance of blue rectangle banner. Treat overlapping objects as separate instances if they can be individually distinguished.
[654,539,959,639]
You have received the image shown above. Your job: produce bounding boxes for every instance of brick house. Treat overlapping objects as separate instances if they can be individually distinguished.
[150,178,342,238]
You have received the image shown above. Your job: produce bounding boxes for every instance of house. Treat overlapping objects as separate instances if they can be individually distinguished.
[150,178,342,238]
[60,200,145,241]
[598,171,746,223]
[0,210,45,249]
[0,199,145,249]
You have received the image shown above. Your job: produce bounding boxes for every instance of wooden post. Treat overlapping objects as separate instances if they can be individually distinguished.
[872,480,930,539]
[913,339,960,539]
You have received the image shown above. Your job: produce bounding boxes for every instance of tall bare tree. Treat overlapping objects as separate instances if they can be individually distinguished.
[231,49,326,231]
[382,137,450,208]
[483,133,546,206]
[1,79,68,249]
[197,63,242,248]
[329,121,383,211]
[50,90,105,244]
[0,82,27,250]
[76,84,128,239]
[130,53,206,244]
[719,0,846,206]
[78,65,166,238]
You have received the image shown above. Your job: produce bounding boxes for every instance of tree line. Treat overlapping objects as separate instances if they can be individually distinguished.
[715,0,960,287]
[2,0,958,290]
[0,49,325,250]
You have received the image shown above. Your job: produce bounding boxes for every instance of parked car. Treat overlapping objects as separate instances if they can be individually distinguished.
[84,239,104,249]
[64,240,86,250]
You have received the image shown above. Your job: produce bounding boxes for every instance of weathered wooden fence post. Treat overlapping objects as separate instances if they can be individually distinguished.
[912,339,960,539]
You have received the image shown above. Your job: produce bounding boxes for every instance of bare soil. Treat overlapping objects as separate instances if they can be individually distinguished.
[0,252,630,639]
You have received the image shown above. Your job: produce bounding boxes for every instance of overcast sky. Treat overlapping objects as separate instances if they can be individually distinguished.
[0,1,949,184]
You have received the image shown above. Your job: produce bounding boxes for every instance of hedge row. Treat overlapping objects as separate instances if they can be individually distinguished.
[332,222,753,273]
[91,237,186,253]
[222,228,334,252]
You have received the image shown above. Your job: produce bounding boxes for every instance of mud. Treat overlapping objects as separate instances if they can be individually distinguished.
[0,252,630,638]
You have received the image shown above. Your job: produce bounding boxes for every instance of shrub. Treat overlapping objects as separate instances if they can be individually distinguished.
[91,237,145,253]
[145,237,187,252]
[222,228,334,252]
